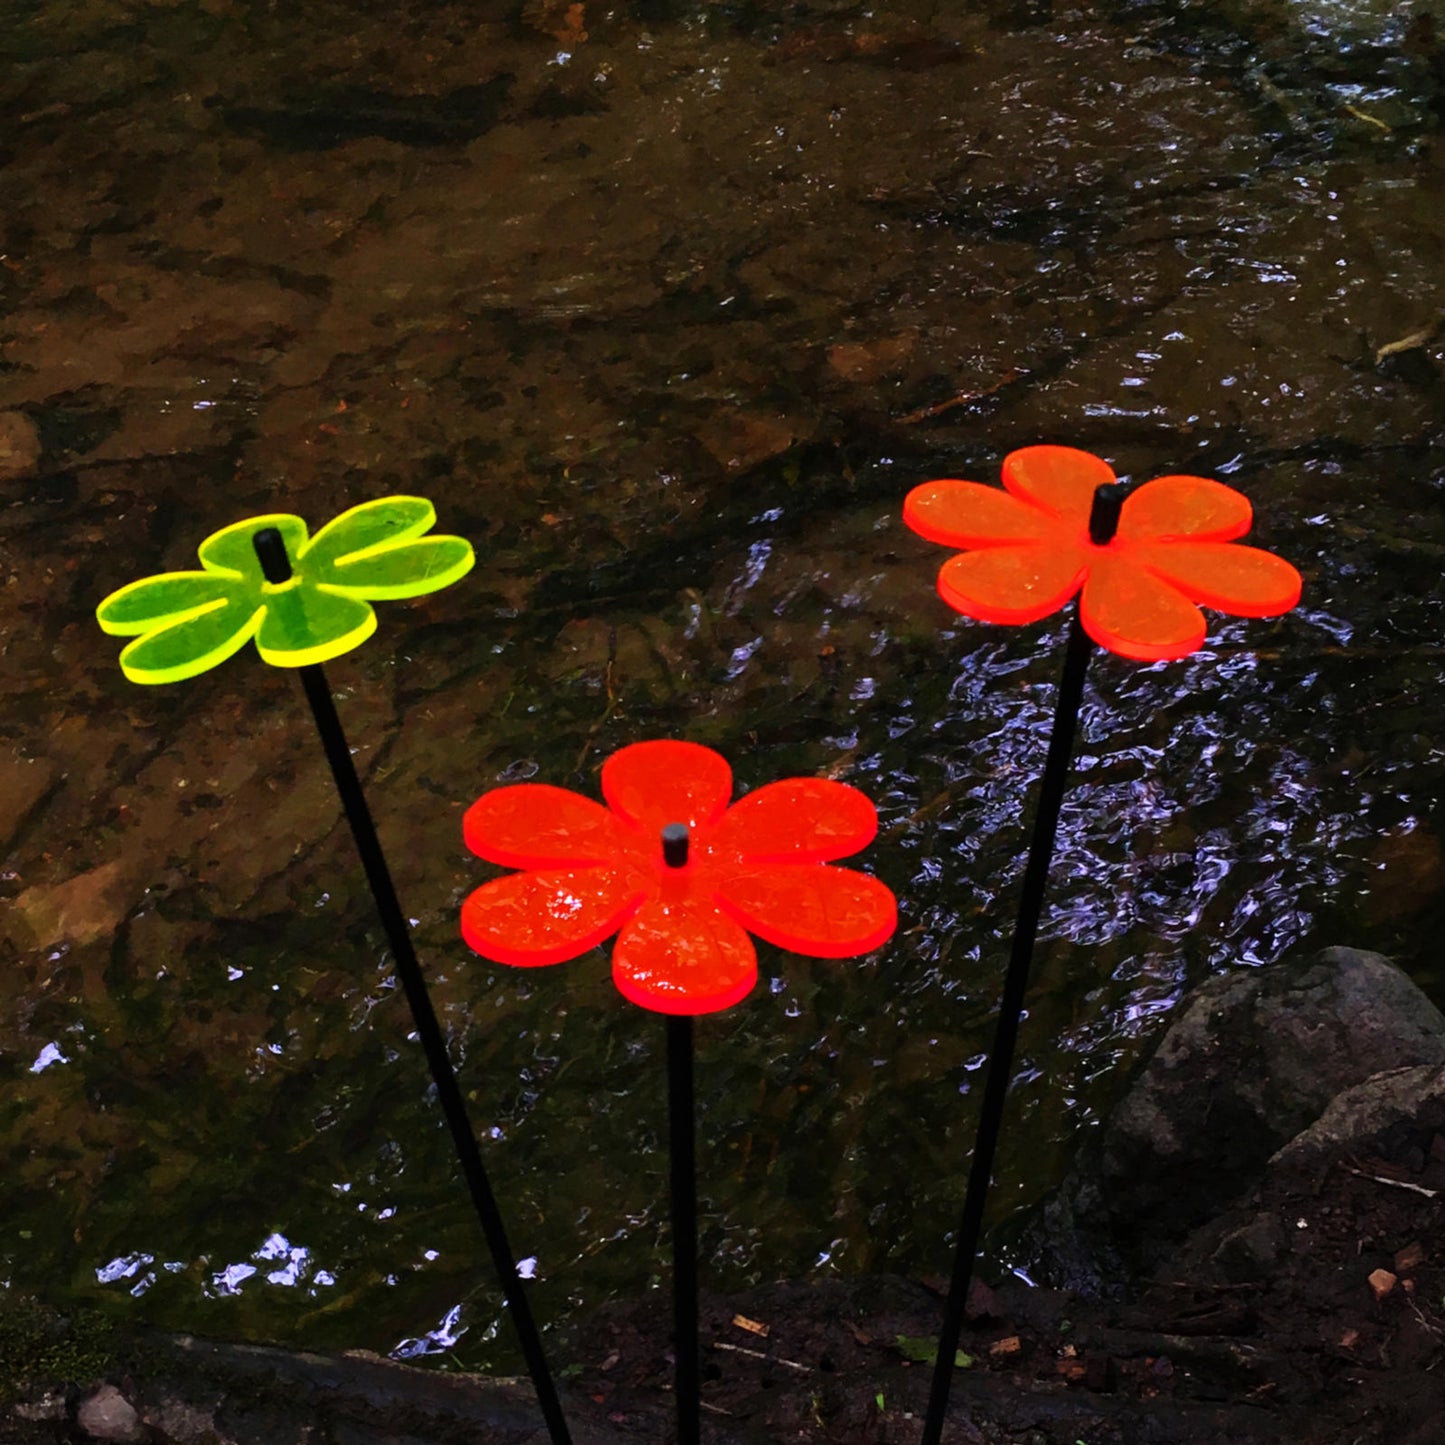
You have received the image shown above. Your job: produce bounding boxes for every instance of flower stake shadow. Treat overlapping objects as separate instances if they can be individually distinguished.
[97,499,573,1445]
[461,739,898,1445]
[902,446,1302,1445]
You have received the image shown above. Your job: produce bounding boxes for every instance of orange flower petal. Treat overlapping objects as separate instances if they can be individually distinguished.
[903,480,1053,548]
[612,896,756,1015]
[1079,553,1205,661]
[707,778,878,864]
[1129,541,1303,617]
[463,784,622,868]
[1001,445,1114,525]
[460,867,645,966]
[937,544,1087,624]
[1118,475,1252,544]
[601,739,733,835]
[717,864,897,958]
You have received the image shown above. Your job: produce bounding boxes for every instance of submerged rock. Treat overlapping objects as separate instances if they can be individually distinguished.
[1022,946,1445,1288]
[0,412,41,483]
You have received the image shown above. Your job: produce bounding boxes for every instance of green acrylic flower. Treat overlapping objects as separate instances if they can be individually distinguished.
[96,496,475,684]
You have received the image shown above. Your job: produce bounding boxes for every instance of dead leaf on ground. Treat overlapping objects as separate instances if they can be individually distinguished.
[1395,1241,1425,1272]
[1368,1268,1398,1301]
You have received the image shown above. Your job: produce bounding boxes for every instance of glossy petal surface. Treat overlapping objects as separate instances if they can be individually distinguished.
[602,740,733,833]
[325,536,475,598]
[904,446,1300,659]
[254,586,377,667]
[902,481,1052,549]
[96,572,239,634]
[462,741,897,1014]
[709,778,877,863]
[1118,475,1251,543]
[1079,554,1205,661]
[461,867,645,966]
[199,514,309,575]
[938,544,1087,624]
[116,595,263,684]
[301,496,437,573]
[465,785,624,869]
[717,865,897,957]
[1001,445,1113,523]
[1130,541,1303,616]
[612,897,756,1015]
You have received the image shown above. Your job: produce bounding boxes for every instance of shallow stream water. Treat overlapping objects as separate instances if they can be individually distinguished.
[1,0,1443,1373]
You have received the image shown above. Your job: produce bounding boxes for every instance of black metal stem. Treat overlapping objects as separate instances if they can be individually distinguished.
[297,666,571,1443]
[920,615,1093,1443]
[667,1014,700,1445]
[252,529,570,1444]
[921,481,1122,1445]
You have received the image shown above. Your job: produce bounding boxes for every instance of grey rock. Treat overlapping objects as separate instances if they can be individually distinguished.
[1023,947,1445,1287]
[143,1396,231,1444]
[1210,1212,1292,1283]
[77,1385,144,1443]
[1272,1062,1445,1175]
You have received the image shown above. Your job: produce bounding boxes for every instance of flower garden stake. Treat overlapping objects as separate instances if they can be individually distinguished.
[461,738,899,1445]
[97,499,573,1445]
[902,446,1302,1445]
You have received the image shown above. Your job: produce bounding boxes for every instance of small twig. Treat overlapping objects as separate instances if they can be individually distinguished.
[711,1341,811,1373]
[1344,104,1392,134]
[1342,1164,1439,1199]
[894,368,1024,424]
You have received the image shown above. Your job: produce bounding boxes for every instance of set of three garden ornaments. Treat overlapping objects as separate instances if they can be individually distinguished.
[95,444,1302,1444]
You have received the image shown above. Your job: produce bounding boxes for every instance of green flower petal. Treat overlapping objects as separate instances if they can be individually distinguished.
[99,497,471,683]
[325,535,476,599]
[255,585,377,667]
[117,594,264,684]
[97,571,241,636]
[198,514,309,578]
[300,497,436,575]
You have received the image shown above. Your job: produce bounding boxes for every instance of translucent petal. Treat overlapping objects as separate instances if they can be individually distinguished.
[97,571,239,635]
[612,896,756,1015]
[198,514,308,577]
[1001,446,1114,524]
[1118,476,1252,544]
[460,867,644,966]
[716,864,897,958]
[301,497,437,573]
[708,779,877,864]
[464,785,626,869]
[601,740,733,834]
[254,585,376,667]
[937,544,1087,624]
[903,481,1052,549]
[1130,541,1302,617]
[322,536,475,599]
[116,595,263,684]
[1079,553,1205,661]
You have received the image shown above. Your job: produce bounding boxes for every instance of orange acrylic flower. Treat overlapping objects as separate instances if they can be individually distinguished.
[903,445,1302,662]
[460,740,897,1016]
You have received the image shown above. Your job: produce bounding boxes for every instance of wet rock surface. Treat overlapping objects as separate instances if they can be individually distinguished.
[1022,947,1445,1286]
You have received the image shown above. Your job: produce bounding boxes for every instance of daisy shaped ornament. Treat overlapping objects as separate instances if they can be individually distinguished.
[96,496,474,684]
[904,445,1302,662]
[461,740,898,1015]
